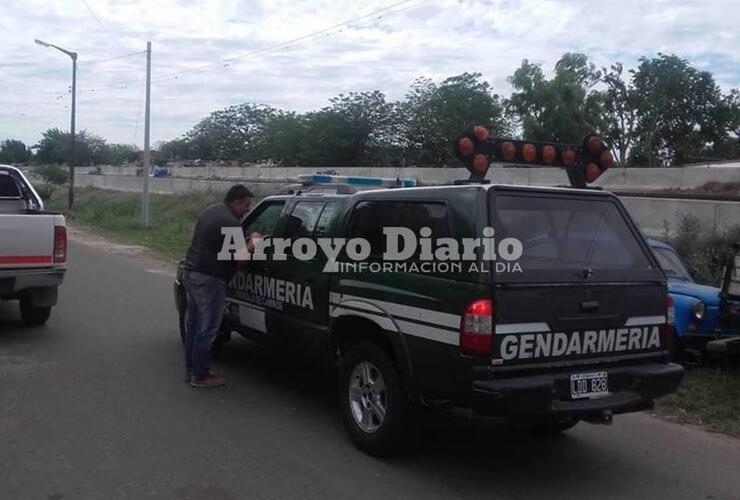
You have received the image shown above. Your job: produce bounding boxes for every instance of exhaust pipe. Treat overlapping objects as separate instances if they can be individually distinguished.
[584,410,613,425]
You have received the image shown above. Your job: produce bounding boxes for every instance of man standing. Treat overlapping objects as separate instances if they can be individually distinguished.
[181,185,253,388]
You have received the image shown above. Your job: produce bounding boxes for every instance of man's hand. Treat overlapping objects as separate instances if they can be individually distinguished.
[246,231,263,252]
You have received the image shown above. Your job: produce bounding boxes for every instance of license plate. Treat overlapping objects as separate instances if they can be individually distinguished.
[570,371,609,399]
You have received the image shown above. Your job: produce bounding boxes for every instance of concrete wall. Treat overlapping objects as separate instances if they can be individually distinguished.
[621,197,740,237]
[74,172,740,237]
[74,173,288,200]
[75,164,740,191]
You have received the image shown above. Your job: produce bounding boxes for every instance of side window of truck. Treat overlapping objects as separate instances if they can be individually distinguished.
[346,201,451,259]
[313,202,338,238]
[243,201,285,237]
[284,201,326,239]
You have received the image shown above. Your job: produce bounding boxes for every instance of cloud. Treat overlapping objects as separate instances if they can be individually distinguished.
[0,0,737,147]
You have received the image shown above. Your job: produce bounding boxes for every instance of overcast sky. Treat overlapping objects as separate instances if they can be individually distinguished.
[1,0,738,148]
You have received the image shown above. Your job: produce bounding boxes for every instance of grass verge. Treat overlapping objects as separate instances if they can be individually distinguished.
[654,367,740,436]
[47,186,223,261]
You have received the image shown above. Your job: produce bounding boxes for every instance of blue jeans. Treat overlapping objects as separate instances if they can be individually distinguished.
[182,270,227,378]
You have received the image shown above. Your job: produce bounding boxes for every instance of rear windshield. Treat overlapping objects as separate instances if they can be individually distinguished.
[653,246,693,281]
[0,173,21,197]
[491,191,660,283]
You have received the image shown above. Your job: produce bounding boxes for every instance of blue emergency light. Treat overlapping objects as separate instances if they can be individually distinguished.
[297,174,416,188]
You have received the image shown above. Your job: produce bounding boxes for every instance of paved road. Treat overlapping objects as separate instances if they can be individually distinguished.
[1,238,739,500]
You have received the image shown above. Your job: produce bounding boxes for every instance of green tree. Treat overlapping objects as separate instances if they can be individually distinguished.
[103,144,139,165]
[508,53,603,144]
[157,138,194,160]
[629,54,733,166]
[185,103,277,160]
[256,111,306,166]
[296,91,399,167]
[403,72,509,166]
[0,139,32,164]
[34,164,68,185]
[35,128,71,164]
[600,63,637,166]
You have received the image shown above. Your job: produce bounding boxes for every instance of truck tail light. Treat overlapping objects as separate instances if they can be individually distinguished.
[667,295,675,326]
[460,299,494,356]
[54,225,67,263]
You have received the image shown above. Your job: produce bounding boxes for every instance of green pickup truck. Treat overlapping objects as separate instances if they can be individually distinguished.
[175,177,683,456]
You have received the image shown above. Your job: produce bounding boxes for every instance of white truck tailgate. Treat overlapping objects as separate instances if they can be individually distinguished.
[0,213,57,268]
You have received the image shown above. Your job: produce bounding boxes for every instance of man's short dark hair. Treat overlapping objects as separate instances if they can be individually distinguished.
[224,184,253,204]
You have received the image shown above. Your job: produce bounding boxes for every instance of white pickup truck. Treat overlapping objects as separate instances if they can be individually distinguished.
[0,165,66,325]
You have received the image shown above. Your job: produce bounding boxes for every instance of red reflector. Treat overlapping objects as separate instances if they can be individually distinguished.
[0,255,52,265]
[600,150,614,168]
[473,125,489,142]
[458,137,474,157]
[472,154,488,172]
[562,147,576,166]
[542,145,556,164]
[522,143,537,163]
[501,141,516,160]
[460,299,494,356]
[585,163,601,183]
[54,225,67,263]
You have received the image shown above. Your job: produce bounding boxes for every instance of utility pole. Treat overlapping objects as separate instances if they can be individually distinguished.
[34,39,77,209]
[70,53,77,209]
[140,41,152,227]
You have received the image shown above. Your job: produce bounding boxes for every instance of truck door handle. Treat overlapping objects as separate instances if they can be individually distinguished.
[581,300,599,312]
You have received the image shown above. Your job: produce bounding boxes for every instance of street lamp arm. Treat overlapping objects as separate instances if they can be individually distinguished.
[34,38,77,59]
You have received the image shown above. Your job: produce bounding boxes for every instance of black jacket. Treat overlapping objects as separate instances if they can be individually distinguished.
[184,203,241,280]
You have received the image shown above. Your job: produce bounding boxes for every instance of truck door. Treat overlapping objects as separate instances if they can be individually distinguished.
[268,199,339,354]
[226,199,286,336]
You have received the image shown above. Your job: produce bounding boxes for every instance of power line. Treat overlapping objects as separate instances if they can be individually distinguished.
[73,0,428,93]
[151,0,425,83]
[80,0,130,51]
[0,50,145,84]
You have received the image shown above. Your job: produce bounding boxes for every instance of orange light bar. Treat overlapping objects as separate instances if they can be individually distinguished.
[542,145,556,165]
[501,141,516,160]
[472,154,488,172]
[586,163,601,183]
[473,125,489,142]
[587,136,603,157]
[600,150,614,169]
[458,137,474,157]
[562,147,576,166]
[522,143,536,163]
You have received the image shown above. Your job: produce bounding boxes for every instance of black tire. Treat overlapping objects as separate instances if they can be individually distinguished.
[508,416,580,435]
[19,299,51,326]
[340,340,419,456]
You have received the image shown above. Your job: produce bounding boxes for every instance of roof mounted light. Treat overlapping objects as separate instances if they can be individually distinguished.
[453,124,616,187]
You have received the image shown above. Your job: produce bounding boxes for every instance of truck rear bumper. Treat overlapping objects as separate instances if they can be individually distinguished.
[0,268,66,297]
[471,362,684,418]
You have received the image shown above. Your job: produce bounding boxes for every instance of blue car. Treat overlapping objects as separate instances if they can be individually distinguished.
[647,239,740,353]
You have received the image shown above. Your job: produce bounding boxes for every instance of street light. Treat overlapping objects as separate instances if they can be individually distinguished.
[35,38,77,209]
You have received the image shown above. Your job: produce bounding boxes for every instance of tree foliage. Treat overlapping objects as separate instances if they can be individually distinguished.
[184,103,277,161]
[629,54,737,166]
[403,73,510,165]
[508,53,603,143]
[34,128,138,165]
[0,139,32,164]
[31,57,740,168]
